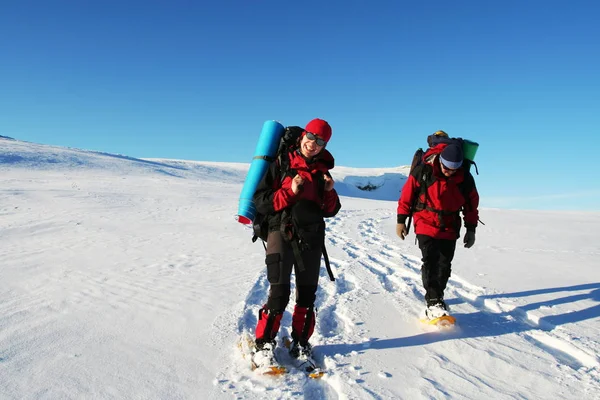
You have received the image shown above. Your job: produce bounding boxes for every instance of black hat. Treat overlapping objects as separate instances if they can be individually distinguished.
[440,144,463,169]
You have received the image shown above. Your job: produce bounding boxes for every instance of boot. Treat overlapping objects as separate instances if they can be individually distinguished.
[289,340,312,359]
[289,305,317,371]
[251,339,277,370]
[425,298,449,320]
[289,340,317,372]
[252,306,283,371]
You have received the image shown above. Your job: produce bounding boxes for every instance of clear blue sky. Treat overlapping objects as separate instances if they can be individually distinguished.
[1,1,599,211]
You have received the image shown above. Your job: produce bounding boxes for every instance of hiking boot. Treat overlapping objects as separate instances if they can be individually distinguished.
[289,340,317,372]
[289,340,312,359]
[425,299,449,320]
[251,340,277,370]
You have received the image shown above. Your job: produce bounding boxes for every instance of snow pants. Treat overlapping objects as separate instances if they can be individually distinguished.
[255,230,323,344]
[417,234,457,303]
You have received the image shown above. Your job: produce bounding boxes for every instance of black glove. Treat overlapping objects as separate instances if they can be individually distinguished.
[463,231,476,248]
[396,223,408,240]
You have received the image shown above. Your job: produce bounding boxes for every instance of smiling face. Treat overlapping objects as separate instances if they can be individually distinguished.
[299,132,326,158]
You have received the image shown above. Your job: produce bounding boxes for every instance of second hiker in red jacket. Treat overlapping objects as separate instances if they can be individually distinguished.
[397,138,479,320]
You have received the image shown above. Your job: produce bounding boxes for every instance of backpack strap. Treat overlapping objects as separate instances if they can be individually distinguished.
[315,171,334,281]
[411,163,434,213]
[290,238,306,272]
[322,236,334,281]
[253,155,276,162]
[276,150,297,182]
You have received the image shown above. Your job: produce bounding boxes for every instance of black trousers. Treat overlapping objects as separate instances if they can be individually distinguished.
[417,234,457,302]
[264,230,323,313]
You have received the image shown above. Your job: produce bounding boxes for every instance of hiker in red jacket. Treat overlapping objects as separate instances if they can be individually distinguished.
[251,118,341,371]
[396,140,479,320]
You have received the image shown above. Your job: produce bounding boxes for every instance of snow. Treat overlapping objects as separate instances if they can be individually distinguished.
[1,137,599,399]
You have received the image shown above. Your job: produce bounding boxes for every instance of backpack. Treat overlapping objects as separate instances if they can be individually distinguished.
[406,133,478,231]
[426,133,479,174]
[251,125,305,243]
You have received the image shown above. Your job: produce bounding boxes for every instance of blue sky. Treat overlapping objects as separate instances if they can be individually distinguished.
[1,1,599,211]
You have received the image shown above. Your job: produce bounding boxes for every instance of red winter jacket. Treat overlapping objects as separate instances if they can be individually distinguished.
[397,144,479,240]
[254,148,341,234]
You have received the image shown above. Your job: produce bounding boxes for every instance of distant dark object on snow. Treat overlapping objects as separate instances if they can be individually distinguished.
[356,182,380,191]
[0,135,16,140]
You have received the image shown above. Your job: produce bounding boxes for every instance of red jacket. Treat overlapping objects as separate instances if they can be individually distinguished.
[254,148,341,234]
[271,149,339,214]
[397,144,479,240]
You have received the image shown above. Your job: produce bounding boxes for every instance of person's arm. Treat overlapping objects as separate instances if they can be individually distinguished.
[397,174,418,224]
[322,188,341,218]
[462,174,479,231]
[253,160,299,215]
[463,186,479,231]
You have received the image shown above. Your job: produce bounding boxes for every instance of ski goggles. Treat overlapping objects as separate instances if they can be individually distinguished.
[305,132,327,147]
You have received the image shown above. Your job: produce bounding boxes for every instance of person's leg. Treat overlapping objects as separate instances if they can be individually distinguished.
[255,231,294,345]
[417,234,443,304]
[437,238,457,301]
[291,240,322,345]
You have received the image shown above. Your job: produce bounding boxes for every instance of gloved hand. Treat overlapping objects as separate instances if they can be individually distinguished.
[291,174,305,195]
[396,223,408,240]
[463,231,476,248]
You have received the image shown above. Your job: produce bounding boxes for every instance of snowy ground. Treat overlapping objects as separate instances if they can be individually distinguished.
[1,138,599,399]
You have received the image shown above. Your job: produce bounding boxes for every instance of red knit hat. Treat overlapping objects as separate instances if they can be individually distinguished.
[304,118,332,143]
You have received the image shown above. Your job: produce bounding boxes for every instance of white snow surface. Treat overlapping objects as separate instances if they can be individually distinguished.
[1,138,599,399]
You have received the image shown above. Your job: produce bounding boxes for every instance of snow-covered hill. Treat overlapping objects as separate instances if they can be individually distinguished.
[1,137,599,399]
[1,138,409,201]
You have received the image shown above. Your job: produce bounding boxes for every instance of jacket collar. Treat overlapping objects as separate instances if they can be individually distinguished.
[290,148,335,172]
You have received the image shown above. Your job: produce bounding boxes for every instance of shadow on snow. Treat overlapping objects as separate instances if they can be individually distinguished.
[318,283,600,356]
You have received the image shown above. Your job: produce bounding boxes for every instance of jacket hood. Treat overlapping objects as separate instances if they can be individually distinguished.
[316,148,335,170]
